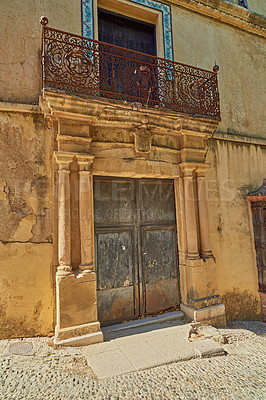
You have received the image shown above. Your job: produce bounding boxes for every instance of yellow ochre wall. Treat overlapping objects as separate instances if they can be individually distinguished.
[0,110,54,337]
[207,139,265,320]
[0,0,81,104]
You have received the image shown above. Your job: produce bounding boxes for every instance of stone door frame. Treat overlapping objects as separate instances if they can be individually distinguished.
[40,90,226,346]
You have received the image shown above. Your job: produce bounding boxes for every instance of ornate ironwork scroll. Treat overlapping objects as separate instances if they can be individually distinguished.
[41,25,220,119]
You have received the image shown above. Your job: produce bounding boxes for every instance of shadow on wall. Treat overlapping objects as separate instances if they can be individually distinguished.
[222,289,261,321]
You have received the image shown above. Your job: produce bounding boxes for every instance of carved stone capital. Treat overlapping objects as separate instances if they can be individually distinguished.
[54,152,74,170]
[195,164,210,178]
[180,163,197,178]
[76,154,94,171]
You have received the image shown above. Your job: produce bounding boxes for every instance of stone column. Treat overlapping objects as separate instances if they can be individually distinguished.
[196,166,213,258]
[54,152,102,346]
[54,152,74,276]
[180,164,226,328]
[76,155,95,272]
[182,166,200,259]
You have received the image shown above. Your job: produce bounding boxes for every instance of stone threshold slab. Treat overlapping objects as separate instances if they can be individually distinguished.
[101,310,185,340]
[83,323,224,380]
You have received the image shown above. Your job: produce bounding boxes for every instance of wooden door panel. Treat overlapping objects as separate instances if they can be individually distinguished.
[142,226,178,283]
[139,180,176,223]
[96,230,134,290]
[141,226,180,315]
[145,279,180,315]
[95,229,137,324]
[94,178,134,225]
[97,286,135,324]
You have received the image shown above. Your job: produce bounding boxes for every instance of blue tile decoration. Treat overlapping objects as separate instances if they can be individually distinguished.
[130,0,173,60]
[81,0,94,39]
[81,0,173,61]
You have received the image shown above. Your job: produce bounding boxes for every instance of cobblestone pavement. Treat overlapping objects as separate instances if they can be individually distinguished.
[0,321,265,400]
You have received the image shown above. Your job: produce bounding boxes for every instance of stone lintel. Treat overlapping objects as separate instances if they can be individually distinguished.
[181,303,226,327]
[57,135,93,154]
[92,158,181,179]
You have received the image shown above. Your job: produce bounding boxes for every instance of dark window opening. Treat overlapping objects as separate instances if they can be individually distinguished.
[98,8,156,56]
[98,8,158,106]
[239,0,248,9]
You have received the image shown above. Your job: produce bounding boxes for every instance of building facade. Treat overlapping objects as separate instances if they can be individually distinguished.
[0,0,265,344]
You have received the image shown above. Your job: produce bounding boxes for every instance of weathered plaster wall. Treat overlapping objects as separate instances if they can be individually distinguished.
[0,111,54,337]
[248,0,266,16]
[207,138,265,320]
[0,0,81,104]
[0,242,53,338]
[171,5,266,139]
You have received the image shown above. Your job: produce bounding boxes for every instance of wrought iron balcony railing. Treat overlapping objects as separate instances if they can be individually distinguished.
[41,19,220,119]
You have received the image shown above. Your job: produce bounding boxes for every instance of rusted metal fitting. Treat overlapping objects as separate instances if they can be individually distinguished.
[40,16,48,26]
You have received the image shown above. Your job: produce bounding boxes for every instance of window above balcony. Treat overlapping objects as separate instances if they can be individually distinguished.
[98,9,157,56]
[82,0,173,61]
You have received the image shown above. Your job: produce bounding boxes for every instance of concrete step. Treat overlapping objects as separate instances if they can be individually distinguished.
[101,311,186,341]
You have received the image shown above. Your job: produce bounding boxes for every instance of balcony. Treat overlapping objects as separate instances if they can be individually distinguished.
[41,22,220,119]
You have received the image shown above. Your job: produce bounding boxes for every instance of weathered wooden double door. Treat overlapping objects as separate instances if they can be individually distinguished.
[94,177,180,325]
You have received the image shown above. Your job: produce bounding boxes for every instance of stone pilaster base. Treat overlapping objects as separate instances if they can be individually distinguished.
[55,321,103,346]
[55,270,103,346]
[181,303,226,327]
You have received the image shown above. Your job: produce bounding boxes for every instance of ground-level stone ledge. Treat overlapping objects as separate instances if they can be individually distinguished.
[54,331,103,347]
[55,321,103,346]
[181,303,226,327]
